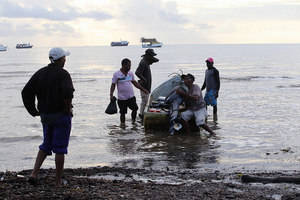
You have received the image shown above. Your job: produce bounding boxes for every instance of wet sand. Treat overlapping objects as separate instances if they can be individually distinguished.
[1,166,300,200]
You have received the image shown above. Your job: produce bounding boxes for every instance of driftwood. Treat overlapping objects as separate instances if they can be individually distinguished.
[241,175,300,184]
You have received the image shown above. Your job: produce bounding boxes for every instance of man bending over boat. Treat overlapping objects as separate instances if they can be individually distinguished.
[110,58,149,126]
[177,74,216,136]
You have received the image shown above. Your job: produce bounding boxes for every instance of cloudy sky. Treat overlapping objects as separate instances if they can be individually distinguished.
[0,0,299,47]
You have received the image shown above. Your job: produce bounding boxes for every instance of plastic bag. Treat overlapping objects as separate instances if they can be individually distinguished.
[105,96,118,114]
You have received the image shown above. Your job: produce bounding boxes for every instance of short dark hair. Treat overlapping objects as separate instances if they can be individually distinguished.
[182,73,195,82]
[121,58,131,66]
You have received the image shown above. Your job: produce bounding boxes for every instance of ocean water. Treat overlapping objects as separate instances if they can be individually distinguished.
[1,44,300,172]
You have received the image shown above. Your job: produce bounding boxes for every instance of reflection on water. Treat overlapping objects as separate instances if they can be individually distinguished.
[107,121,220,170]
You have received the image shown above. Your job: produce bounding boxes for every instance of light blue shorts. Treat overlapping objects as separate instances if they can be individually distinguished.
[204,90,217,106]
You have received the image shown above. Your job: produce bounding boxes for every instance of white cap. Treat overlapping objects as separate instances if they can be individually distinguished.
[49,47,70,62]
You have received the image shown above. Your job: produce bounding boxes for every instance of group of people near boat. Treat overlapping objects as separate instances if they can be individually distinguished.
[109,48,220,136]
[21,47,220,186]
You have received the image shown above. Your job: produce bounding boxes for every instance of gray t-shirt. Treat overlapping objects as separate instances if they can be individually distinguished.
[205,69,218,91]
[186,84,206,111]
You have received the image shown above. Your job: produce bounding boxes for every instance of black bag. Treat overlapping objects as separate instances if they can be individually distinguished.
[105,96,118,114]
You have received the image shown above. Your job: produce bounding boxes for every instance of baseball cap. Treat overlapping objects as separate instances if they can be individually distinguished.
[49,47,70,62]
[206,57,214,63]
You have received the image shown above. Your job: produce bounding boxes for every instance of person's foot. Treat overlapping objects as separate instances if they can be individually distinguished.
[120,122,126,128]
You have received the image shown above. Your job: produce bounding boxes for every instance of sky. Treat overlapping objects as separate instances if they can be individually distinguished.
[0,0,300,47]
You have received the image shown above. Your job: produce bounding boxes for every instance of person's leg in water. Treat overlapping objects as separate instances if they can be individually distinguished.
[128,97,138,124]
[120,114,125,124]
[213,105,218,122]
[118,99,127,126]
[200,124,216,137]
[180,110,193,135]
[194,107,216,137]
[182,119,191,135]
[139,90,149,118]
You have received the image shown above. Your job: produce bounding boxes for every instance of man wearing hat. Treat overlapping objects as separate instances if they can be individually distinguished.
[22,47,74,186]
[135,49,159,119]
[201,57,220,122]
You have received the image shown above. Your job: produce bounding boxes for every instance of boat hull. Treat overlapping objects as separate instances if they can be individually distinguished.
[0,45,7,51]
[16,46,33,49]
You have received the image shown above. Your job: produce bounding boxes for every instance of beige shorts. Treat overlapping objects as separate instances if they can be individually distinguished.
[181,107,207,126]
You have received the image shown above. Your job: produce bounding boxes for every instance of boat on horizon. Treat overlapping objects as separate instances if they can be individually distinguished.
[110,40,129,47]
[0,44,7,51]
[141,37,162,48]
[16,43,33,49]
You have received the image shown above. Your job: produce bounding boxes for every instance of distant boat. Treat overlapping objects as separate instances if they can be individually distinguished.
[0,44,7,51]
[110,40,129,46]
[16,43,33,49]
[141,37,162,48]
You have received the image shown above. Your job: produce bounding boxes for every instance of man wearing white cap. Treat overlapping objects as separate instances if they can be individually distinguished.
[22,47,74,186]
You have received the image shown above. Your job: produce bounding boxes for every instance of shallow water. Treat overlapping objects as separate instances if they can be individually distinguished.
[1,44,300,172]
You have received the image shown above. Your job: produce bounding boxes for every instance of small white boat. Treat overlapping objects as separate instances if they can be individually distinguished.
[111,40,129,46]
[141,37,162,48]
[16,43,33,49]
[0,44,7,51]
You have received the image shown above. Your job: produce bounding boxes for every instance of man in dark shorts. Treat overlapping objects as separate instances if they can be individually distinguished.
[110,58,149,126]
[201,57,220,122]
[22,47,74,186]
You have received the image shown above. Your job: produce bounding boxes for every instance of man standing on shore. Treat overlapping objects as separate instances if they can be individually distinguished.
[201,57,220,122]
[110,58,149,126]
[22,47,74,186]
[135,49,159,120]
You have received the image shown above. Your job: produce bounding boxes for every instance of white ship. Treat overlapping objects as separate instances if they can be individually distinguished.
[141,37,162,48]
[16,43,33,49]
[0,44,7,51]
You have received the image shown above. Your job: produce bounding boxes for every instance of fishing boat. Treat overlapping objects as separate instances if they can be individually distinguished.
[141,37,162,48]
[16,43,33,49]
[0,44,7,51]
[110,40,129,46]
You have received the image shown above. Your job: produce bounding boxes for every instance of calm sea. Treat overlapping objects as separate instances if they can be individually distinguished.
[1,44,300,172]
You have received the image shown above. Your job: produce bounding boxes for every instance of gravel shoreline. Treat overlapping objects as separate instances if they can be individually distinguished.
[1,166,300,200]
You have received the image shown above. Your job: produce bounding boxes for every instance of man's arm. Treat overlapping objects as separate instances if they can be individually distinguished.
[21,75,39,117]
[135,63,146,83]
[201,75,206,90]
[215,69,220,91]
[176,88,199,101]
[110,83,116,100]
[132,80,149,94]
